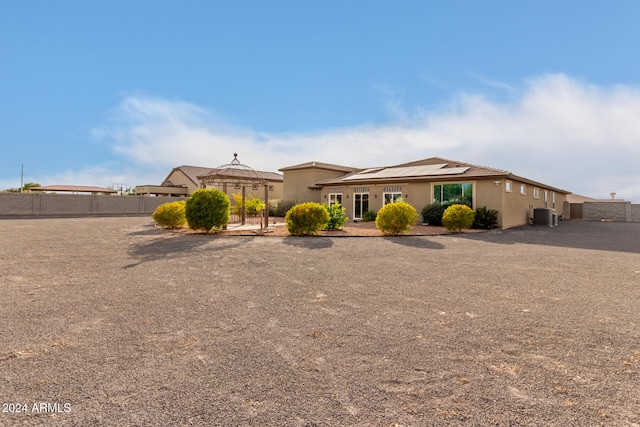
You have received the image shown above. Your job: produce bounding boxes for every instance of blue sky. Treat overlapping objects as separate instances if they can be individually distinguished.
[2,1,640,201]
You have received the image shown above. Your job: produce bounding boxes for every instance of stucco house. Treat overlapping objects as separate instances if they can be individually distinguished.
[278,161,357,203]
[280,157,570,229]
[136,165,283,200]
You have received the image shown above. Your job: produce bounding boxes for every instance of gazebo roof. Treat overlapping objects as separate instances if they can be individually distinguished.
[198,154,267,184]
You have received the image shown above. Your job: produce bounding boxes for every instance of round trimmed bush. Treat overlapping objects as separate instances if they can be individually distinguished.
[185,189,230,233]
[152,200,186,229]
[375,201,419,235]
[442,204,475,232]
[285,202,330,236]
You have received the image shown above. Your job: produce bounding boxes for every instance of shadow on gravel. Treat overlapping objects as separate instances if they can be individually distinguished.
[126,235,254,267]
[383,236,446,249]
[282,236,334,249]
[127,228,165,236]
[457,221,640,254]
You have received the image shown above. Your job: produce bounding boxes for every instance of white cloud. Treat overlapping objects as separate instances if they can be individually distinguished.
[91,74,640,202]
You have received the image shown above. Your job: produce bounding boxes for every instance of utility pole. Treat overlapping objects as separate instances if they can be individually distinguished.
[20,163,24,193]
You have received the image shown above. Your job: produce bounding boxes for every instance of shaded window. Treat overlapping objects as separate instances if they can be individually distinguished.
[433,183,473,206]
[383,192,402,205]
[328,193,342,206]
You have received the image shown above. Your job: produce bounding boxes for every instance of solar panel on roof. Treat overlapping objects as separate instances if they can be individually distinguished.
[343,163,449,180]
[429,166,470,175]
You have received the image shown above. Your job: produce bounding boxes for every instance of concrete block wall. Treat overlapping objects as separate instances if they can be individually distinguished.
[0,193,183,217]
[632,204,640,222]
[0,193,34,214]
[582,201,633,222]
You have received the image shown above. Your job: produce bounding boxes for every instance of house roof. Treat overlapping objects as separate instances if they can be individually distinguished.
[567,193,598,203]
[28,185,118,194]
[162,166,213,187]
[315,157,570,194]
[279,161,357,173]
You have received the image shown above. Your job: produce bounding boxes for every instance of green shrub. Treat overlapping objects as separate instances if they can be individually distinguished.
[324,203,347,230]
[270,200,297,217]
[152,200,186,229]
[232,192,265,217]
[473,206,499,229]
[442,204,475,233]
[185,189,231,233]
[421,202,448,225]
[362,210,377,222]
[285,202,330,236]
[422,198,472,226]
[375,201,419,235]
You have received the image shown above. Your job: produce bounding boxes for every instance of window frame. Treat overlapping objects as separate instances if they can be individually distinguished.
[353,192,369,220]
[383,186,403,205]
[544,190,548,208]
[328,192,343,207]
[432,182,474,207]
[383,192,403,205]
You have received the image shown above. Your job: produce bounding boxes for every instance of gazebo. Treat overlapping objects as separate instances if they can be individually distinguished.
[197,154,269,227]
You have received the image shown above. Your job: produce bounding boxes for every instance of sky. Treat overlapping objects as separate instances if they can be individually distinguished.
[2,1,640,201]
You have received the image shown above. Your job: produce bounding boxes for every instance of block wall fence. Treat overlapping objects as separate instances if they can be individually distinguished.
[0,193,184,217]
[567,200,640,223]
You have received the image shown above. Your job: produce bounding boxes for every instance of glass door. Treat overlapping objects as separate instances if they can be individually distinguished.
[354,193,369,220]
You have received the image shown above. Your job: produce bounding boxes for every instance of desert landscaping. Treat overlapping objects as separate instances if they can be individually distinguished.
[1,217,639,426]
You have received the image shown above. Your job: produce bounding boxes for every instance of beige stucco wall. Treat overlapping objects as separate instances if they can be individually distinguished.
[267,181,284,200]
[282,169,346,203]
[320,182,419,221]
[496,179,567,228]
[319,178,567,228]
[165,170,200,194]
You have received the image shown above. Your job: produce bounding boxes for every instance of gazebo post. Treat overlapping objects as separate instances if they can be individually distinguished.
[264,183,269,230]
[241,186,246,225]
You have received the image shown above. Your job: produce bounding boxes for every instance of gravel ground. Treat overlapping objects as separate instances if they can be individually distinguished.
[1,217,639,426]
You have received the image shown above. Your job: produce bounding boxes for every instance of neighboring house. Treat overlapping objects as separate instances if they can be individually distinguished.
[136,165,283,200]
[280,157,570,229]
[278,161,358,203]
[28,185,118,195]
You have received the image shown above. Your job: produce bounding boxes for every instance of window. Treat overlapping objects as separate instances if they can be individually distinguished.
[433,183,473,206]
[353,189,369,220]
[544,190,548,208]
[328,188,343,206]
[520,184,526,195]
[505,180,512,192]
[383,186,402,205]
[533,187,540,199]
[328,193,342,206]
[552,192,556,209]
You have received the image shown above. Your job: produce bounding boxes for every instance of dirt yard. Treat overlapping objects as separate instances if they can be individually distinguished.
[1,217,639,426]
